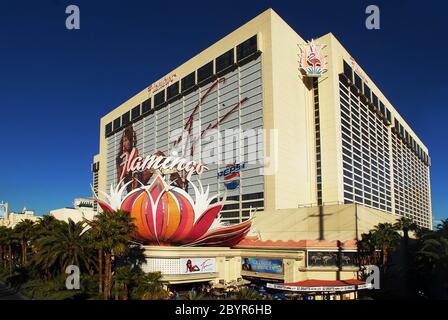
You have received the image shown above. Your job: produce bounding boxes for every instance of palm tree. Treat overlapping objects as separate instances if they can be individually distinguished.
[0,227,19,275]
[417,237,448,271]
[371,223,401,270]
[436,219,448,237]
[185,289,205,300]
[416,237,448,298]
[393,217,419,297]
[135,272,168,300]
[112,266,135,300]
[33,215,59,238]
[32,219,95,279]
[89,210,135,300]
[233,287,261,300]
[0,226,9,268]
[394,217,418,241]
[14,219,35,265]
[85,226,105,294]
[357,231,379,266]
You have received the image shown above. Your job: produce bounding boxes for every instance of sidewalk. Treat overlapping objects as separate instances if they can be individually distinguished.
[0,282,28,300]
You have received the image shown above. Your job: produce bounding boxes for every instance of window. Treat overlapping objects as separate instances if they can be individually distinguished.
[394,119,399,132]
[122,111,130,126]
[167,81,180,101]
[154,90,166,107]
[237,35,258,62]
[113,117,121,131]
[371,93,379,110]
[354,73,362,91]
[105,122,112,136]
[386,109,391,124]
[142,98,151,114]
[216,49,235,74]
[363,83,371,102]
[242,192,264,201]
[379,101,385,117]
[131,105,141,120]
[343,60,353,82]
[181,72,196,92]
[197,61,214,83]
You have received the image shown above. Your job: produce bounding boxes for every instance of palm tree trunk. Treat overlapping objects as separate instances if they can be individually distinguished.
[21,240,26,264]
[383,246,388,271]
[124,284,128,300]
[98,248,103,294]
[8,245,12,274]
[104,252,112,300]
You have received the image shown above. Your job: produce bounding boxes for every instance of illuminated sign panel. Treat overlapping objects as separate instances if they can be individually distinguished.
[307,251,357,267]
[241,257,283,274]
[180,258,216,274]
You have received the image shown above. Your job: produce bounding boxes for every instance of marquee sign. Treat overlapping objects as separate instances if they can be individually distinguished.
[299,40,327,78]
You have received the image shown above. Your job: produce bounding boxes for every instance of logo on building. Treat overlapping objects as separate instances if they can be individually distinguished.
[147,74,177,94]
[218,162,246,190]
[299,40,327,78]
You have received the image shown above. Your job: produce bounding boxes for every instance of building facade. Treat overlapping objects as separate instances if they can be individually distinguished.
[94,9,431,229]
[0,207,40,228]
[92,9,432,285]
[50,198,97,223]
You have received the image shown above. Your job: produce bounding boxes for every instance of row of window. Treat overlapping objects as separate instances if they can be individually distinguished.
[342,60,430,168]
[392,133,431,228]
[341,61,391,125]
[215,192,264,224]
[313,78,323,205]
[105,35,260,138]
[340,79,393,214]
[393,118,430,166]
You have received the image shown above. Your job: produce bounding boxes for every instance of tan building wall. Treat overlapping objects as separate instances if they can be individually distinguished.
[94,8,431,234]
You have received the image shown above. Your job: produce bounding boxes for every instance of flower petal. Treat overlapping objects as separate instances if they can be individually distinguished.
[185,204,223,242]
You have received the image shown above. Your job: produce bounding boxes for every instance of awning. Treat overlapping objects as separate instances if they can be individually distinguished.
[267,279,372,292]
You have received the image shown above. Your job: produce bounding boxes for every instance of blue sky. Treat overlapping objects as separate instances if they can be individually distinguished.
[0,0,446,224]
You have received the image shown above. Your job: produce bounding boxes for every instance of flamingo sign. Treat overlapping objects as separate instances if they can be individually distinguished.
[299,40,327,78]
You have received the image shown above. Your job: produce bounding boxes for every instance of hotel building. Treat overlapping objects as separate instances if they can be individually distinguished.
[92,9,432,288]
